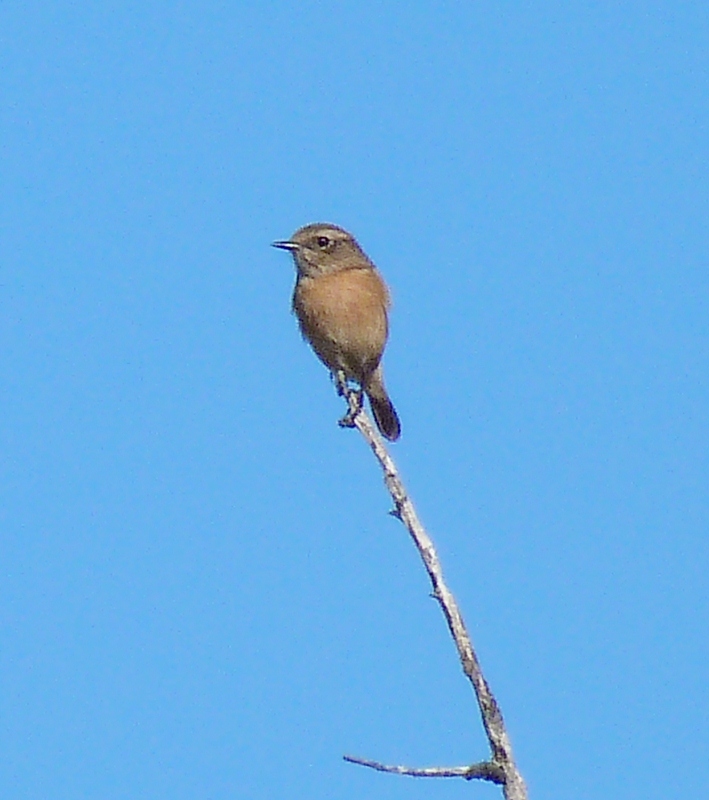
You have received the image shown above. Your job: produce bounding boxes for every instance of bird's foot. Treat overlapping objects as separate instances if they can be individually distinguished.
[338,388,363,429]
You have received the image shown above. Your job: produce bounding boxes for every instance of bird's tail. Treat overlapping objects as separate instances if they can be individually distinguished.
[365,366,401,442]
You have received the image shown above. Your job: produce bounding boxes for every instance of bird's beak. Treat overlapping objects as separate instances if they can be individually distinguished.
[271,240,300,251]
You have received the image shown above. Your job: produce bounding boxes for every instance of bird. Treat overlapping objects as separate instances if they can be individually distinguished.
[272,222,401,441]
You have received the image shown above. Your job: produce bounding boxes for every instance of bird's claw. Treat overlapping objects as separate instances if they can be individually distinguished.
[338,388,363,428]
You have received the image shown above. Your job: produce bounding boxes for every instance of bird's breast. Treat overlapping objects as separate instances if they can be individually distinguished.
[293,267,390,377]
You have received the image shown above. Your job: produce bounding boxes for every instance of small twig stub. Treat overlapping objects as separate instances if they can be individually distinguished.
[343,755,506,783]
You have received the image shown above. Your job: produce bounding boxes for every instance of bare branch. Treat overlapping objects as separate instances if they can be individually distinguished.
[340,388,528,800]
[343,754,505,783]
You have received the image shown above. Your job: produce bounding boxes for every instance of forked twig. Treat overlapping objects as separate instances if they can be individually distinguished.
[338,386,528,800]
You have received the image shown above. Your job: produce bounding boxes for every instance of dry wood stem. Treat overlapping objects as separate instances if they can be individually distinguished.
[339,387,528,800]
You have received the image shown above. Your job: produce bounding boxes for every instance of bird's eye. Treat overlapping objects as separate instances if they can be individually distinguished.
[316,236,330,248]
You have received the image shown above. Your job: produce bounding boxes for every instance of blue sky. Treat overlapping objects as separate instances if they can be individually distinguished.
[1,2,708,798]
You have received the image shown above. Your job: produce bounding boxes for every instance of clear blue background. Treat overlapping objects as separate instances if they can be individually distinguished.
[1,3,707,798]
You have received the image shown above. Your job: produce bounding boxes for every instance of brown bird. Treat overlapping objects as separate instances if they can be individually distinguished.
[273,222,401,441]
